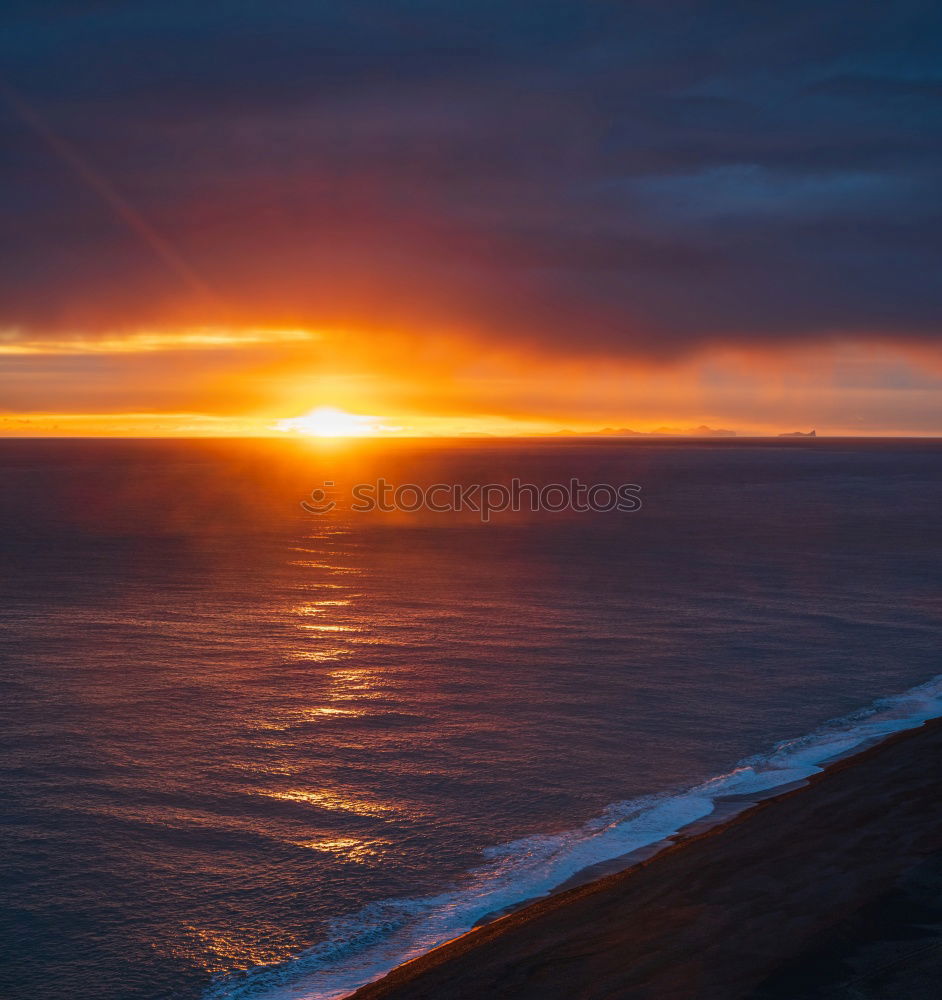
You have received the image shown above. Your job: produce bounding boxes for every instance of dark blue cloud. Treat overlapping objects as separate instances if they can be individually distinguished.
[1,0,941,355]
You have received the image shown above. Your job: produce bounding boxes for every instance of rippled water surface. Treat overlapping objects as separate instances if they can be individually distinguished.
[1,438,939,999]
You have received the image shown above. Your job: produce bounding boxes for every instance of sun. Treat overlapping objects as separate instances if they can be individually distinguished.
[275,406,384,437]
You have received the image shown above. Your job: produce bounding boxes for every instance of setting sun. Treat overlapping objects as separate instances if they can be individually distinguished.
[274,406,388,438]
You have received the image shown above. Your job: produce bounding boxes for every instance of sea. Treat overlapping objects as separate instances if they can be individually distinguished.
[1,437,940,1000]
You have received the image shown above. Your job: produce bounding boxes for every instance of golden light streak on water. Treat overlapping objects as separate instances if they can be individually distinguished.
[260,788,401,818]
[292,836,391,862]
[173,924,304,976]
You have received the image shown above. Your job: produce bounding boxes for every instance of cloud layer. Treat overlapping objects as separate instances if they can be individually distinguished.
[2,1,942,358]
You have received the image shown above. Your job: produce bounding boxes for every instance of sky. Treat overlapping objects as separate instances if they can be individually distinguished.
[2,0,941,436]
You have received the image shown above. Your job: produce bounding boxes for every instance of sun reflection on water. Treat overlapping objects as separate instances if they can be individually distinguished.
[288,647,352,663]
[293,600,353,613]
[297,623,358,632]
[292,836,391,862]
[260,788,401,817]
[289,560,359,572]
[174,923,304,976]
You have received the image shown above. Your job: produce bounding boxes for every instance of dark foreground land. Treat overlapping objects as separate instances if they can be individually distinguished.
[351,718,942,1000]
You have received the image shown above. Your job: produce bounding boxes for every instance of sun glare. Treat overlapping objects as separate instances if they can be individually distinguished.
[275,407,385,437]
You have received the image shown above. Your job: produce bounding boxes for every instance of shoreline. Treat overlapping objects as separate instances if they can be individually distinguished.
[349,716,942,999]
[469,777,817,931]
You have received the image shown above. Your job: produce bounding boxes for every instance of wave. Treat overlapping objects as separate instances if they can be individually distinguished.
[203,672,942,1000]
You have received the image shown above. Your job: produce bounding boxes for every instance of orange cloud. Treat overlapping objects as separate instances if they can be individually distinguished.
[2,325,940,437]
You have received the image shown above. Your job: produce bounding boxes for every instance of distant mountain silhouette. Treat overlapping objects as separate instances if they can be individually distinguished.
[778,429,816,437]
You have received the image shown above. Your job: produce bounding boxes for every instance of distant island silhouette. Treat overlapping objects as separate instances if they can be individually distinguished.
[778,430,817,437]
[550,425,737,438]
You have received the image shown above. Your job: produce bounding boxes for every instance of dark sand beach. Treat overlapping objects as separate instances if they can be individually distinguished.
[351,718,942,1000]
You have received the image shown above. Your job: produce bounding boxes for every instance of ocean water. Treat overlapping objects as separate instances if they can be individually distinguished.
[0,438,940,1000]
